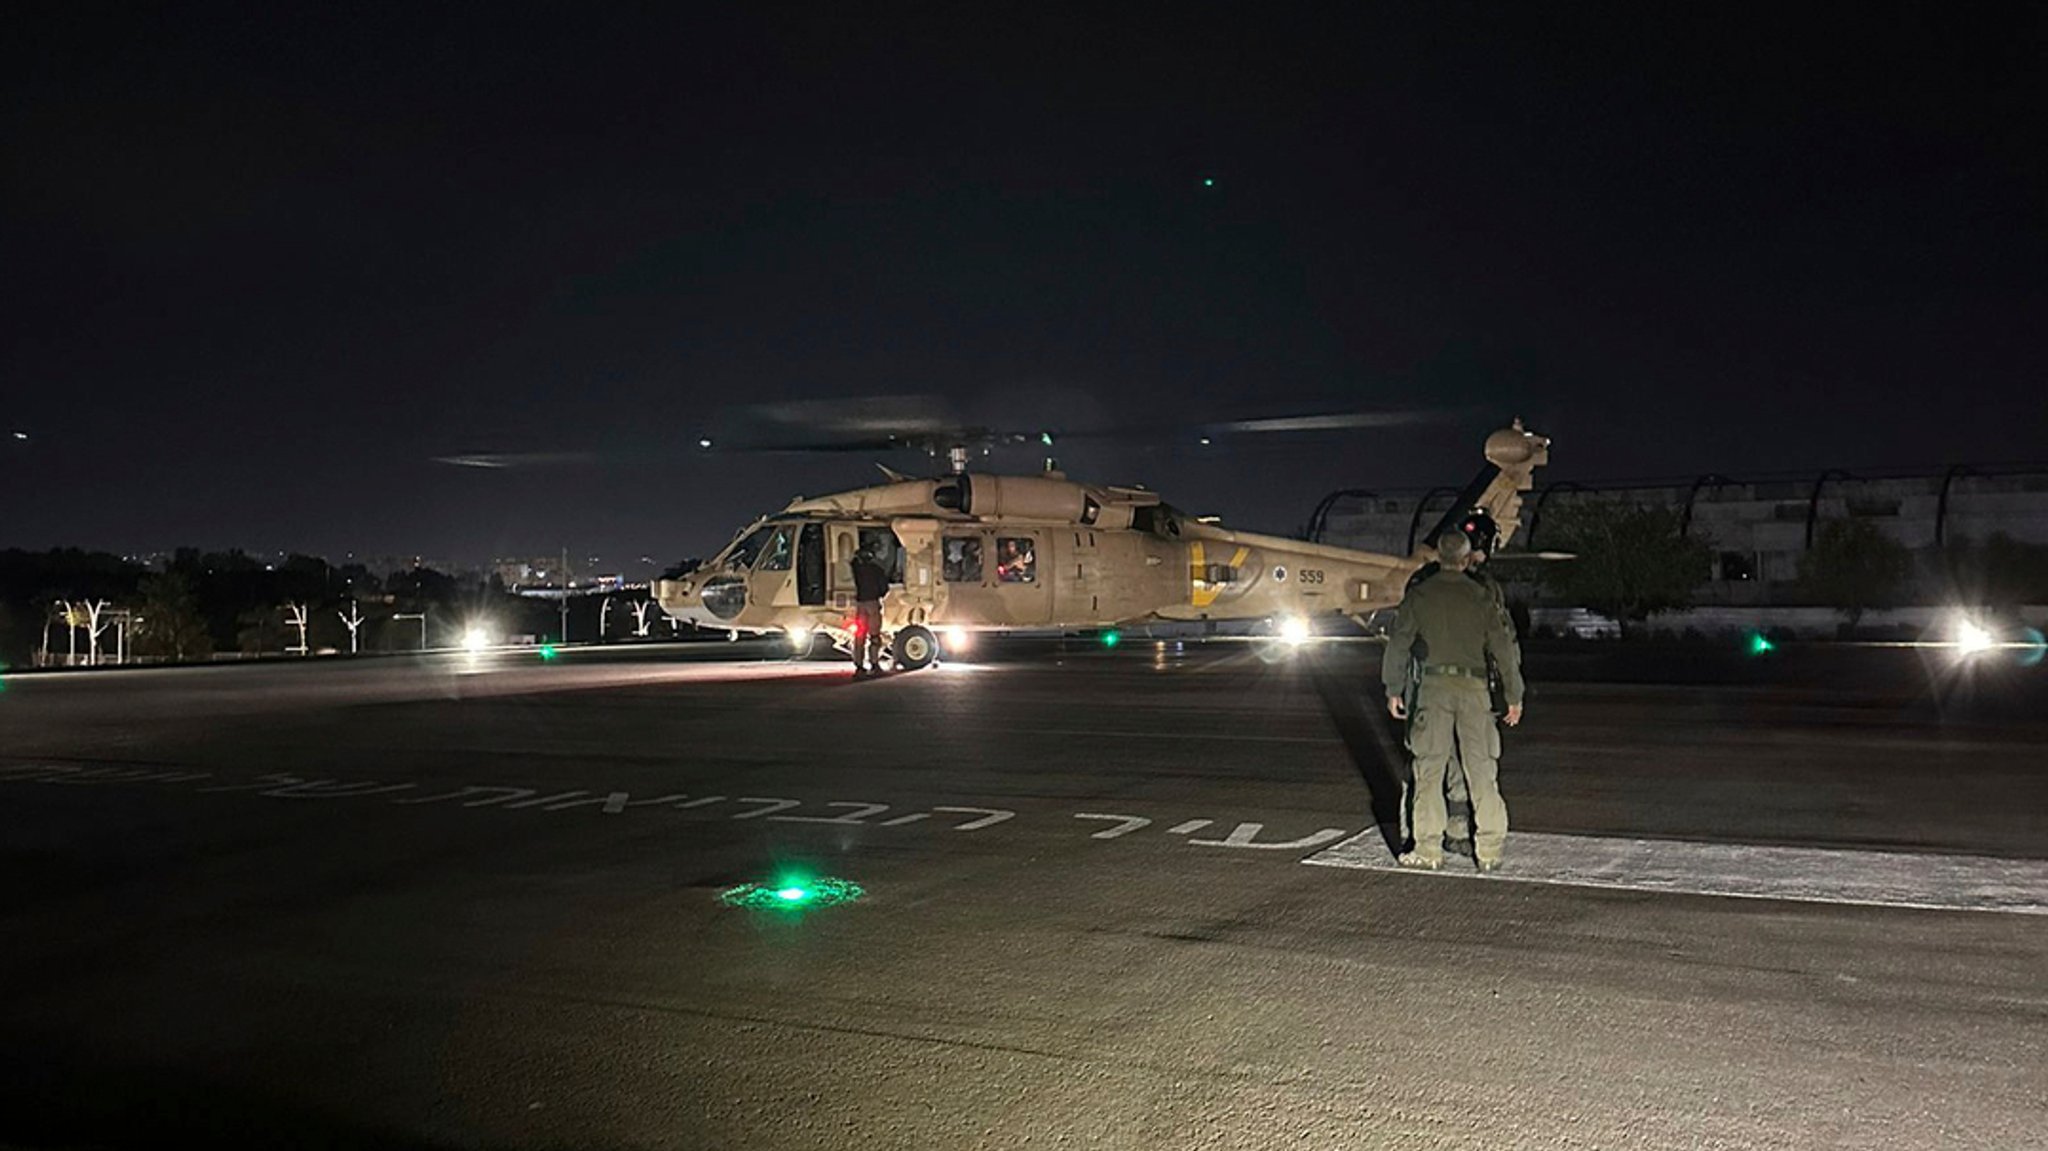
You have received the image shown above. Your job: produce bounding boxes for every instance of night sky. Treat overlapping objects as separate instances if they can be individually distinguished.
[4,5,2042,571]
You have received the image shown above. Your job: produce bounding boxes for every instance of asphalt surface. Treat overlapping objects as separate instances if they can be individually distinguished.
[2,639,2044,1150]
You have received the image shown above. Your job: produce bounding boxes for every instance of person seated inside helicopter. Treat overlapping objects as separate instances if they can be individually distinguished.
[996,538,1036,583]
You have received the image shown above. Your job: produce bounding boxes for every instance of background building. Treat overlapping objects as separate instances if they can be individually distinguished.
[1322,465,2048,608]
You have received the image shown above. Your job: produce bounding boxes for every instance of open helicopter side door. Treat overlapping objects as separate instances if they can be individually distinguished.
[888,518,941,625]
[824,522,912,609]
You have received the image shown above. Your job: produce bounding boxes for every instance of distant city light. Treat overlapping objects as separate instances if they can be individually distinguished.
[1100,629,1121,648]
[9,431,26,441]
[1746,632,1775,656]
[1202,177,1215,187]
[698,438,713,449]
[538,644,559,661]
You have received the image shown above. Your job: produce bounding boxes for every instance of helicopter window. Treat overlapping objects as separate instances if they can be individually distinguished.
[757,526,795,572]
[1081,496,1101,526]
[996,537,1037,584]
[723,526,773,570]
[1197,564,1240,586]
[943,537,983,583]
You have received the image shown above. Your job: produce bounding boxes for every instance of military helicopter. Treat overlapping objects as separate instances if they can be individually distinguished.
[651,415,1550,670]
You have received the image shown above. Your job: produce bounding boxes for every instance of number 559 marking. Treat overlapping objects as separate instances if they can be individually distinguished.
[1298,569,1325,584]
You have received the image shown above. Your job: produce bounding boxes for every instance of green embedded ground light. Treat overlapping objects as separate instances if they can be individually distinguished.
[720,876,864,911]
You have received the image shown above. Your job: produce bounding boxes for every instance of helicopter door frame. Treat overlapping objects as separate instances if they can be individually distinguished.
[748,521,800,609]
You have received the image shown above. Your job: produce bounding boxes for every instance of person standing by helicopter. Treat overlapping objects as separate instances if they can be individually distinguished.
[1384,529,1525,872]
[849,541,890,678]
[1399,511,1513,858]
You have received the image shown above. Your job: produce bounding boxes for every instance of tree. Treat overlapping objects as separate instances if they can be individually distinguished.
[283,602,311,654]
[1801,518,1911,626]
[1944,531,2048,608]
[132,573,213,662]
[236,606,290,654]
[1539,499,1710,629]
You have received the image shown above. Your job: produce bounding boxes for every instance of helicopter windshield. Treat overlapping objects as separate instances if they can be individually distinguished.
[717,524,775,571]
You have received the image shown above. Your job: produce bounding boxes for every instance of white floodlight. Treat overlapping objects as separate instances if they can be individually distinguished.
[1956,619,1995,657]
[1279,617,1312,647]
[461,627,490,653]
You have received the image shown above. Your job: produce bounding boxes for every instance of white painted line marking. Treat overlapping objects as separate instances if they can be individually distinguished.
[1303,831,2048,916]
[770,802,891,825]
[1075,813,1152,839]
[1192,822,1351,851]
[729,797,802,820]
[932,806,1015,831]
[1165,820,1213,835]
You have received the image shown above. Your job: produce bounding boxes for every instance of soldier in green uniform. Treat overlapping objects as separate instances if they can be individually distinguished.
[1399,512,1513,857]
[1383,530,1525,872]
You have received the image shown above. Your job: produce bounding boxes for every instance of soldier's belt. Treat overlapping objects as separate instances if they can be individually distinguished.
[1421,664,1485,679]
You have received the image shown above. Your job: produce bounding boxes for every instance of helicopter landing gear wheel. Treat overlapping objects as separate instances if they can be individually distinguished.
[892,625,938,671]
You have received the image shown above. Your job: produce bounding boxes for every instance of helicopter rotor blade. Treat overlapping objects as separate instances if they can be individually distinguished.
[1204,407,1471,435]
[431,396,1469,469]
[431,451,601,469]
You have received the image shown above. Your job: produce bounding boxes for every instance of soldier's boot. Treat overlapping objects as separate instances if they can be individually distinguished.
[1475,856,1503,874]
[1397,852,1442,871]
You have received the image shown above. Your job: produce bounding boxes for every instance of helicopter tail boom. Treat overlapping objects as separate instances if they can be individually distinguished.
[1417,421,1551,558]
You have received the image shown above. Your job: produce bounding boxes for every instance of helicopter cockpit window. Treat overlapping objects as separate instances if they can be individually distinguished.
[756,525,795,572]
[1081,496,1101,526]
[943,537,982,583]
[996,537,1037,584]
[722,526,773,571]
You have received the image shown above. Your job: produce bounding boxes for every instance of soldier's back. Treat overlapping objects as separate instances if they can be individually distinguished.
[1406,572,1493,669]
